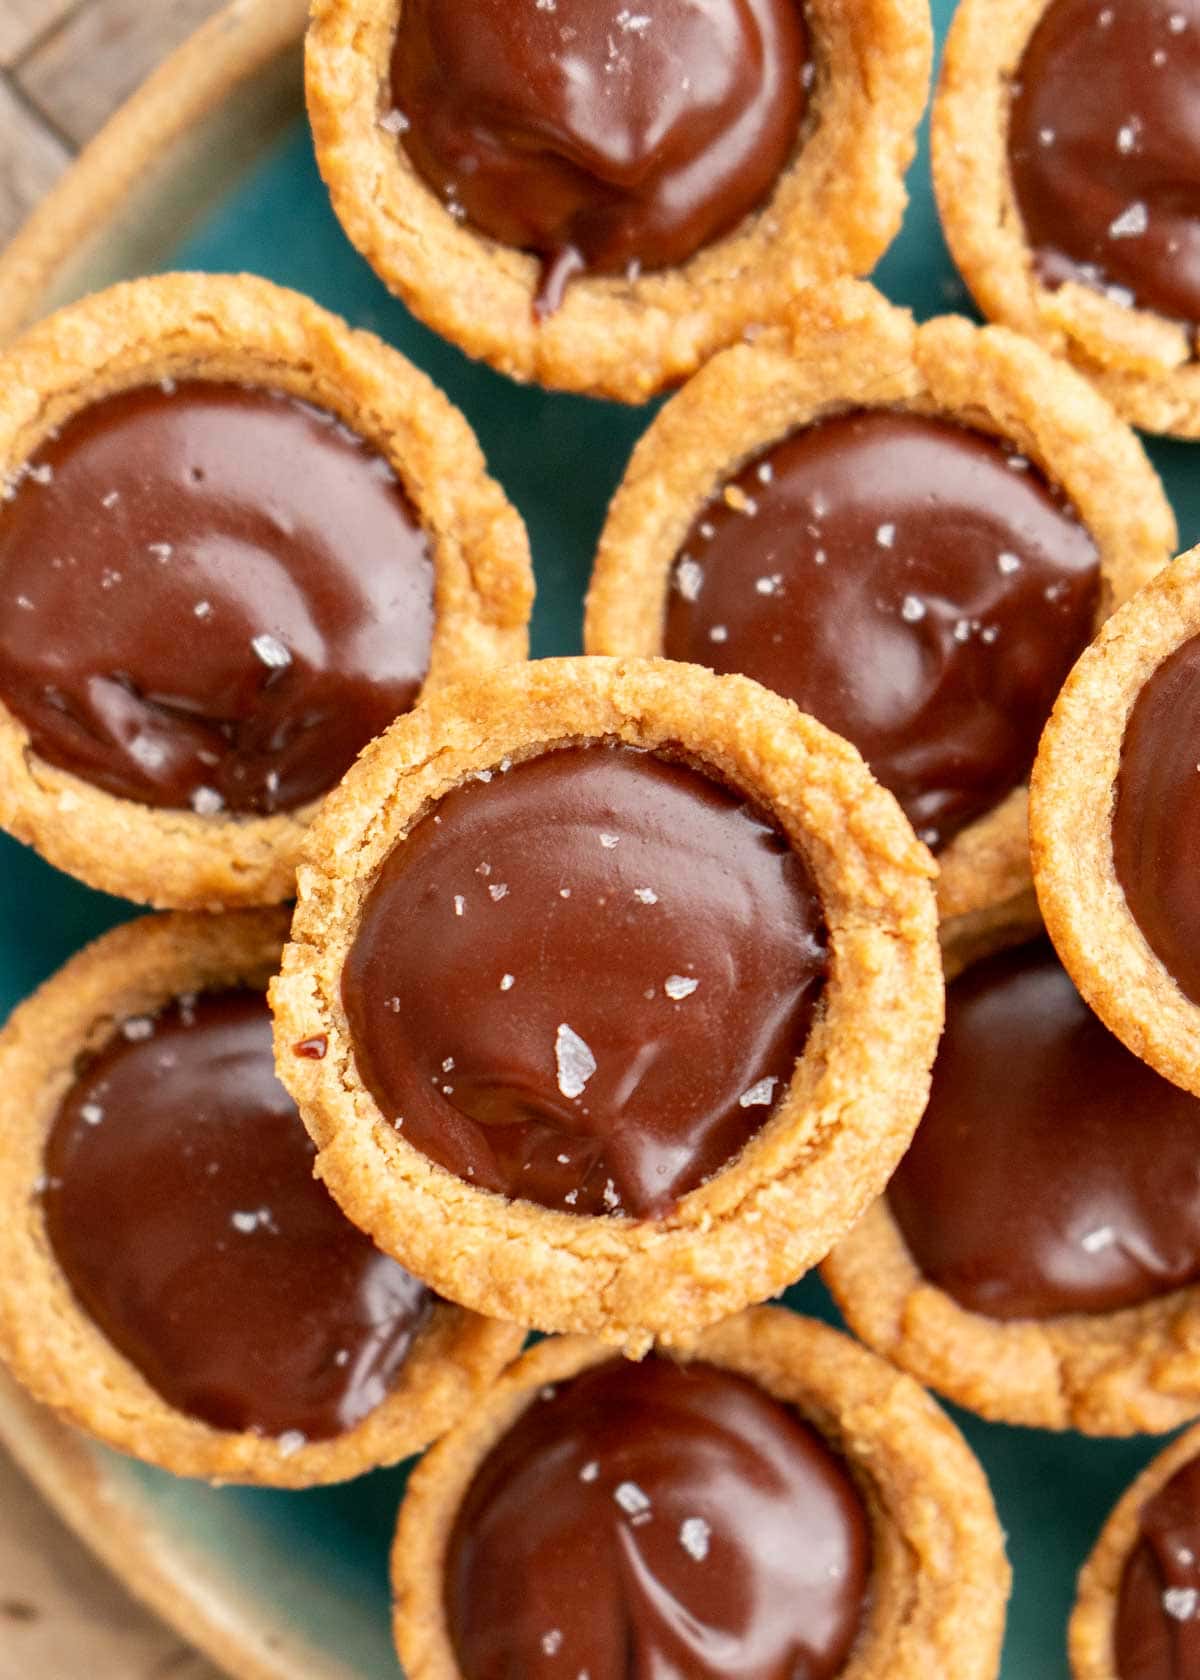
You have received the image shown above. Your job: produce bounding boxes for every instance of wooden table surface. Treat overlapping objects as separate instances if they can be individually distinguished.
[1,9,235,1675]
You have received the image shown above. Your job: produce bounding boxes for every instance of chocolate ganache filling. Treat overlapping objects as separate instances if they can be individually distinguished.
[888,939,1200,1320]
[0,382,434,816]
[389,0,808,314]
[1009,0,1200,326]
[1117,1453,1200,1680]
[446,1356,870,1680]
[342,742,828,1220]
[662,410,1100,849]
[1113,632,1200,1006]
[43,989,431,1440]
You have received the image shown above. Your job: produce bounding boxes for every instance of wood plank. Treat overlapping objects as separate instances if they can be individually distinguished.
[16,0,229,149]
[0,0,78,70]
[0,1446,223,1680]
[0,77,71,250]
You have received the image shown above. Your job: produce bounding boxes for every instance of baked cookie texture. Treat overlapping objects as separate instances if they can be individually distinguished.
[272,655,944,1350]
[0,910,524,1489]
[305,0,932,402]
[1070,1419,1200,1678]
[0,271,533,912]
[933,0,1200,436]
[585,280,1174,930]
[823,905,1200,1437]
[1032,544,1200,1102]
[392,1309,1010,1680]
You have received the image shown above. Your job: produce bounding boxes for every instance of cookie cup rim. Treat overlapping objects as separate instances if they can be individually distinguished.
[584,280,1173,930]
[932,0,1200,437]
[1069,1416,1200,1677]
[0,270,533,911]
[391,1308,1010,1680]
[1031,543,1200,1102]
[272,653,943,1349]
[823,894,1200,1438]
[0,907,524,1488]
[304,0,932,402]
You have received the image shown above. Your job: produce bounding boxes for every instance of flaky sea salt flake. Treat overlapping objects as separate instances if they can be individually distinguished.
[679,1517,711,1561]
[251,632,292,670]
[1109,201,1148,239]
[615,1480,651,1515]
[191,786,224,816]
[739,1076,778,1108]
[555,1023,596,1099]
[1165,1587,1199,1621]
[675,557,703,601]
[664,975,699,1000]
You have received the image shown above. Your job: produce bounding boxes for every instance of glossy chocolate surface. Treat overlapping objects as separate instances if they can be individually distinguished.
[342,742,827,1220]
[662,410,1100,849]
[1117,1453,1200,1679]
[888,939,1200,1319]
[0,382,434,815]
[390,0,808,313]
[446,1356,870,1680]
[1009,0,1200,325]
[1113,633,1200,1006]
[43,989,431,1440]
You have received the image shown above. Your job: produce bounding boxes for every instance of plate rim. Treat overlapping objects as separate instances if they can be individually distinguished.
[0,0,308,344]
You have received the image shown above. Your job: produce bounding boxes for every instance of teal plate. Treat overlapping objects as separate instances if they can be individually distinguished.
[2,2,1199,1675]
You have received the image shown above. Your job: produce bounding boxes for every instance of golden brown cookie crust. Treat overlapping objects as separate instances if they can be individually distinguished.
[1070,1420,1200,1679]
[0,909,525,1489]
[0,272,534,911]
[585,280,1174,929]
[304,0,932,403]
[822,904,1200,1436]
[272,655,943,1349]
[933,0,1200,436]
[1031,544,1200,1103]
[392,1309,1010,1680]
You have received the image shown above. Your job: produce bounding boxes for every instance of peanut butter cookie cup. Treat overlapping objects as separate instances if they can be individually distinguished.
[823,910,1200,1435]
[934,0,1200,436]
[586,282,1173,932]
[1072,1419,1200,1677]
[305,0,932,402]
[272,655,943,1348]
[1032,544,1200,1102]
[393,1310,1009,1680]
[0,272,533,911]
[0,910,522,1488]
